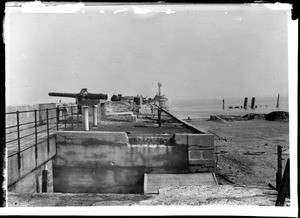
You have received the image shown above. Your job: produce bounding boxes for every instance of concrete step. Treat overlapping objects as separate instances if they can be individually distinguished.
[144,173,218,194]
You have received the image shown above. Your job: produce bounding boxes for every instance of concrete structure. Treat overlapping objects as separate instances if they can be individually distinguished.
[39,103,57,125]
[54,131,190,193]
[7,104,216,195]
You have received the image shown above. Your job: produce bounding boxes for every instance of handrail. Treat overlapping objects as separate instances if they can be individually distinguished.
[5,105,78,162]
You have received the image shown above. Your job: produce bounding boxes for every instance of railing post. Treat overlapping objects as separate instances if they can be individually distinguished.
[64,107,67,130]
[16,111,21,170]
[276,145,282,190]
[157,108,161,127]
[56,105,60,131]
[77,106,79,127]
[34,109,38,166]
[46,108,50,155]
[71,106,74,130]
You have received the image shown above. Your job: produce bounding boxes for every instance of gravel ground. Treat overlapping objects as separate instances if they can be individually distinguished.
[8,185,285,207]
[188,118,289,186]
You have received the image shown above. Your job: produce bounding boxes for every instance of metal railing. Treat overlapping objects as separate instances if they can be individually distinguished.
[5,105,80,166]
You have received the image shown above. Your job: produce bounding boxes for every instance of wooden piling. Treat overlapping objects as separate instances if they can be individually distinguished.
[276,145,282,189]
[276,158,290,206]
[222,99,225,110]
[243,97,248,109]
[251,97,256,109]
[276,94,280,108]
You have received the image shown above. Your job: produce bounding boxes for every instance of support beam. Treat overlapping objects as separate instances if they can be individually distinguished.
[92,105,98,127]
[83,106,89,131]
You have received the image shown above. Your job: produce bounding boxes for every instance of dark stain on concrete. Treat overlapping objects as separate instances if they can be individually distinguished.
[81,138,126,146]
[91,153,108,159]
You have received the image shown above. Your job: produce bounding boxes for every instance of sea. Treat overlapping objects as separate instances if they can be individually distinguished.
[167,96,289,119]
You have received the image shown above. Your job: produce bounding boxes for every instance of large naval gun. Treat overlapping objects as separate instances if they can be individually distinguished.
[49,88,108,114]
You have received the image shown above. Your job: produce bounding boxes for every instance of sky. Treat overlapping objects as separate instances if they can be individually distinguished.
[4,3,292,106]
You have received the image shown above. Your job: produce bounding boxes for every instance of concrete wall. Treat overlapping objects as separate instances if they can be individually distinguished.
[8,160,53,193]
[7,136,57,192]
[174,133,215,172]
[54,131,188,193]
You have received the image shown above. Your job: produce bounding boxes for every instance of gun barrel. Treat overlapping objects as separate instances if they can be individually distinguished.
[86,93,108,100]
[48,92,79,98]
[49,92,108,100]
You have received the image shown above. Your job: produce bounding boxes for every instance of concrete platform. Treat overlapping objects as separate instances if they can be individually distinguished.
[144,173,218,194]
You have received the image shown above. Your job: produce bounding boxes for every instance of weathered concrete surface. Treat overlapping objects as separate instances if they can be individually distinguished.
[8,160,53,193]
[54,131,188,193]
[7,185,287,207]
[174,133,214,147]
[8,136,56,188]
[144,173,218,194]
[56,131,129,145]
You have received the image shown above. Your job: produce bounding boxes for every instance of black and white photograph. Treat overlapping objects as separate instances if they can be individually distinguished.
[2,1,298,216]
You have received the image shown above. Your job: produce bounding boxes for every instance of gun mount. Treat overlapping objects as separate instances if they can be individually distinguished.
[49,88,108,114]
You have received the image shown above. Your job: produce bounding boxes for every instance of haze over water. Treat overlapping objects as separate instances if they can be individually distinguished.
[168,96,289,119]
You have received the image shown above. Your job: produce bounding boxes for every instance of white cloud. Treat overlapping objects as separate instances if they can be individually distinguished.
[21,1,84,13]
[132,6,152,14]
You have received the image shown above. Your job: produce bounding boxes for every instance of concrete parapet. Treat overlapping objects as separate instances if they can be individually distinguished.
[56,131,129,145]
[174,133,214,147]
